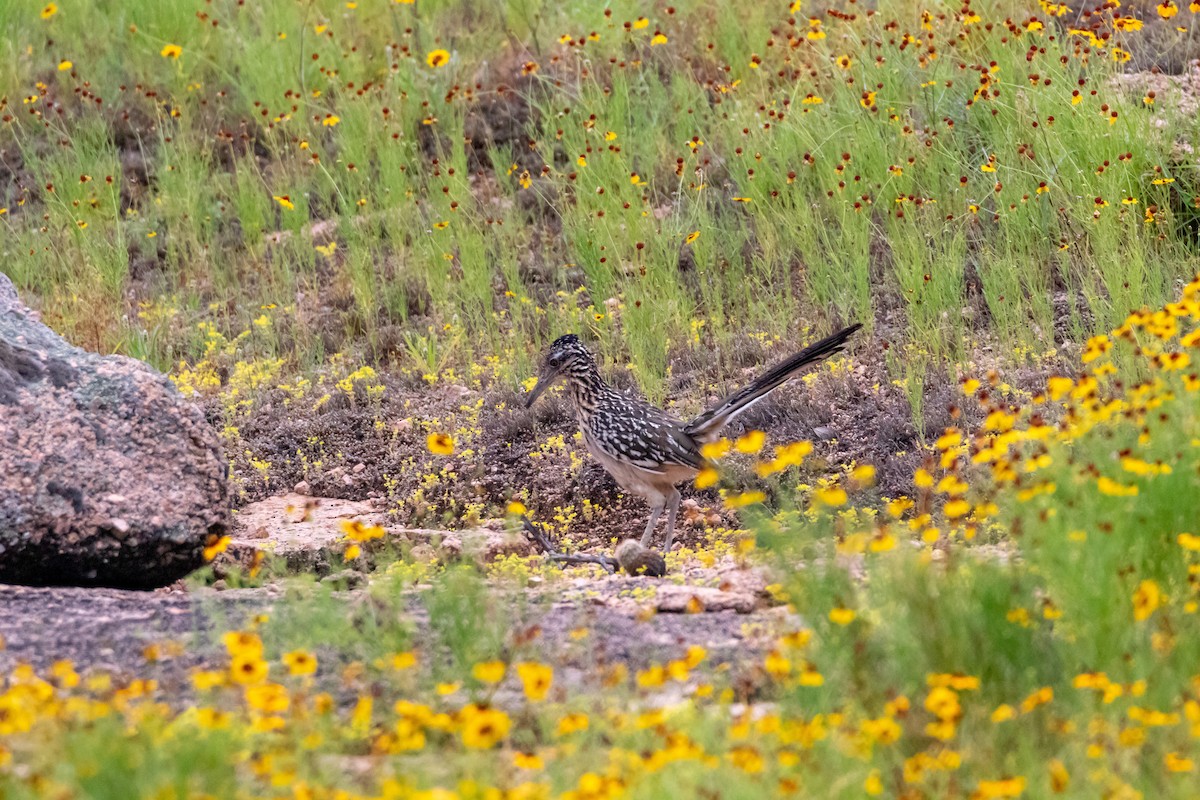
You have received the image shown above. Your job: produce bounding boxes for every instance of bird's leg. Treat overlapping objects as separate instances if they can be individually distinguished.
[661,489,682,553]
[640,501,665,547]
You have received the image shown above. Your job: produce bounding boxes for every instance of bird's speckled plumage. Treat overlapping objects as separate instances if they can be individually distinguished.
[526,325,862,551]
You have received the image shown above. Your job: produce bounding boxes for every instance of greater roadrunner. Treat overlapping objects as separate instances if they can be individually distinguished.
[525,323,862,551]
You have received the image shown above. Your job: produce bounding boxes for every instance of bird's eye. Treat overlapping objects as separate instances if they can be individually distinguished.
[548,356,562,369]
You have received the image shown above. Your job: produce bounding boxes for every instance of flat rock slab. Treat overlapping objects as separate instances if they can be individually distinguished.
[228,494,533,573]
[652,584,762,614]
[229,493,383,571]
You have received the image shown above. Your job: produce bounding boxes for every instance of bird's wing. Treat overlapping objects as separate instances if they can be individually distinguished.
[588,393,707,472]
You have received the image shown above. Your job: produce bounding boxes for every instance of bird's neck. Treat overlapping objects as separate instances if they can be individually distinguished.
[566,364,605,417]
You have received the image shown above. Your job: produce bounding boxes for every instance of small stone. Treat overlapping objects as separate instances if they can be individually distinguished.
[341,474,354,486]
[481,532,535,563]
[104,494,127,504]
[408,543,438,563]
[110,518,130,534]
[251,526,270,540]
[615,539,666,577]
[440,535,464,561]
[352,462,367,474]
[293,480,311,495]
[321,570,366,589]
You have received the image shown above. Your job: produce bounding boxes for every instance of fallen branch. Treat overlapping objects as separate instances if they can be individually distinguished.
[520,516,619,573]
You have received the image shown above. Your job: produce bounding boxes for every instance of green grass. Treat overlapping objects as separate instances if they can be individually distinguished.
[3,0,1197,400]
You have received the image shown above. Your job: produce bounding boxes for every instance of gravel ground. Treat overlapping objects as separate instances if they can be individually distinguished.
[0,574,787,689]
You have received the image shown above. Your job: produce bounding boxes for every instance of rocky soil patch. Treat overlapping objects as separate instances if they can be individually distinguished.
[0,490,786,687]
[225,492,775,614]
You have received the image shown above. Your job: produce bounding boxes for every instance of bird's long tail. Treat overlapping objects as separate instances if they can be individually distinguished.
[685,323,862,441]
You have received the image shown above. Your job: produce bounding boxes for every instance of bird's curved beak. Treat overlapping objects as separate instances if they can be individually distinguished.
[524,369,556,409]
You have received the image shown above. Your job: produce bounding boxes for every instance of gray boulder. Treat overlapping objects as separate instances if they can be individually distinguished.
[0,272,229,588]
